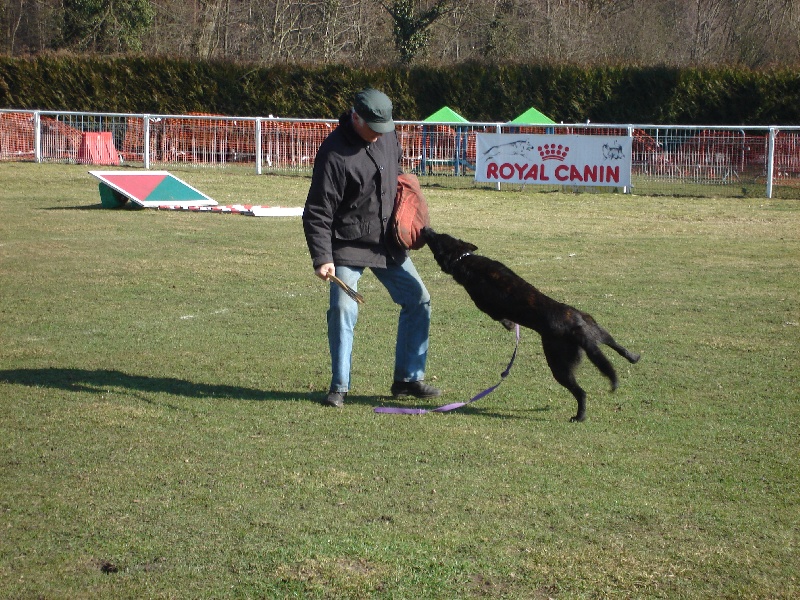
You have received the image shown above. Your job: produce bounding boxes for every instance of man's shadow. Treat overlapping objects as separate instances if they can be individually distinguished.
[0,367,548,418]
[0,367,316,405]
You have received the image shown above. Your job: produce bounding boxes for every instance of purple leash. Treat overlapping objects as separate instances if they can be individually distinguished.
[374,323,520,415]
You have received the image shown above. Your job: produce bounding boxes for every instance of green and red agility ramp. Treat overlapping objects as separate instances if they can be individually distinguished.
[89,170,303,216]
[89,171,217,208]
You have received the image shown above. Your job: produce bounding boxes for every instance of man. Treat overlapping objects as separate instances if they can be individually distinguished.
[303,88,441,408]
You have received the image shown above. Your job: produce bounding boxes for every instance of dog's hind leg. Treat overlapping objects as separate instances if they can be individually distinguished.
[542,337,588,422]
[582,314,641,364]
[582,343,620,391]
[573,317,621,390]
[605,338,641,364]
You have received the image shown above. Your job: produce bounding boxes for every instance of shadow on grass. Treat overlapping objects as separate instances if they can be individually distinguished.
[45,203,140,211]
[370,398,552,420]
[0,367,550,419]
[0,367,313,403]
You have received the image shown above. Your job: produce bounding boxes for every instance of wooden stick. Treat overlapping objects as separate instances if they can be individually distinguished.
[327,274,365,304]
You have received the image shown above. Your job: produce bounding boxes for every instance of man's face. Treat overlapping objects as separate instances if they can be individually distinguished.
[352,111,382,143]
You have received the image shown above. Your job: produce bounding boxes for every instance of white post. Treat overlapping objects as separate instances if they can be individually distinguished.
[34,111,41,163]
[626,125,634,194]
[766,127,776,199]
[143,115,151,170]
[495,123,502,191]
[255,118,262,175]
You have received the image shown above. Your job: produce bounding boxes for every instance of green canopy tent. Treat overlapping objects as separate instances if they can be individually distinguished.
[421,107,472,175]
[508,106,556,126]
[423,106,470,124]
[507,107,557,133]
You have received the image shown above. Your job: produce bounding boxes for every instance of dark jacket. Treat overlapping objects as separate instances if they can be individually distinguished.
[303,112,406,269]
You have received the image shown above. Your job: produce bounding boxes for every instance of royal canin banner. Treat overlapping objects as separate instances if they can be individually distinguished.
[475,134,632,187]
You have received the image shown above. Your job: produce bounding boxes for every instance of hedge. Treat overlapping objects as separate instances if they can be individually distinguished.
[1,56,798,124]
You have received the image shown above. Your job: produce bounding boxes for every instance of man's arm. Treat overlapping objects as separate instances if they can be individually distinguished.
[303,147,344,274]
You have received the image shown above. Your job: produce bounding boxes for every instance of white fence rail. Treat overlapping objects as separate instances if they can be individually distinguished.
[2,109,799,198]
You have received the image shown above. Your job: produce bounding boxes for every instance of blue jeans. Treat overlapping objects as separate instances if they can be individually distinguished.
[327,258,431,393]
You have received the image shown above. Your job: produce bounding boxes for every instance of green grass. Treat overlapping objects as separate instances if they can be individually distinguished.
[1,163,798,599]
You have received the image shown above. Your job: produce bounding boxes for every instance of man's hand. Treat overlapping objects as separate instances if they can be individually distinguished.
[315,263,335,280]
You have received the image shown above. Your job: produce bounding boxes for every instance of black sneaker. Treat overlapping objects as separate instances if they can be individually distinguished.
[323,391,346,407]
[390,380,442,399]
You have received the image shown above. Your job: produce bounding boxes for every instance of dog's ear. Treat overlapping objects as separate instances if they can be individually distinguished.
[466,242,478,252]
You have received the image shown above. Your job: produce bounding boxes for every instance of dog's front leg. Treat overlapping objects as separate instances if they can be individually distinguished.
[570,391,587,422]
[542,337,588,422]
[499,318,516,331]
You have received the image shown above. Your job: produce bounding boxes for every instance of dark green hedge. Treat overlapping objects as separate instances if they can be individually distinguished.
[1,56,798,125]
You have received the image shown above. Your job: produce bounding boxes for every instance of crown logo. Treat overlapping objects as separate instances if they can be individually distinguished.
[538,144,569,161]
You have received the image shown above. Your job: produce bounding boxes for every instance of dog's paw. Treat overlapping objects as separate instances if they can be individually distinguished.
[570,414,586,423]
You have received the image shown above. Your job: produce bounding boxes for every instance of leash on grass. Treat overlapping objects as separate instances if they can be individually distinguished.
[374,323,520,415]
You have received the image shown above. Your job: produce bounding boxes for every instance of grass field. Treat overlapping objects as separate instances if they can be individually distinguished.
[1,162,798,599]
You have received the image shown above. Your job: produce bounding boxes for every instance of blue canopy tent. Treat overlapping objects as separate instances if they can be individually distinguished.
[421,106,471,175]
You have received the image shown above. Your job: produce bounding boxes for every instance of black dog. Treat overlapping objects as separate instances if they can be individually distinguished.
[423,227,640,422]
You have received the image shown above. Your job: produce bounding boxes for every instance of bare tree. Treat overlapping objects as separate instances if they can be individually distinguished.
[2,0,62,54]
[3,0,800,67]
[2,0,26,53]
[302,0,382,63]
[189,0,223,58]
[723,0,800,66]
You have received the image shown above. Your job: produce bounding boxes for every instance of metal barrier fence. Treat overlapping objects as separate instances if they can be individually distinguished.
[2,109,799,198]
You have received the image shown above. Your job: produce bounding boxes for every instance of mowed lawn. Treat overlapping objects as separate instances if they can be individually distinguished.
[1,162,798,599]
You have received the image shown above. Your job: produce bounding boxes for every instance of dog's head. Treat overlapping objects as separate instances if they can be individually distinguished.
[422,227,478,274]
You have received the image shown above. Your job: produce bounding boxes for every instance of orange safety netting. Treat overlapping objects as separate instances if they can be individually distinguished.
[0,112,35,160]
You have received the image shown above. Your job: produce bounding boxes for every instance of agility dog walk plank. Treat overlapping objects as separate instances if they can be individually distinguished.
[89,170,217,208]
[153,204,304,216]
[250,206,304,217]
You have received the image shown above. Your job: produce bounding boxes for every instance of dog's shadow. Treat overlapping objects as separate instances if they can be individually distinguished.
[0,367,550,419]
[370,398,552,420]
